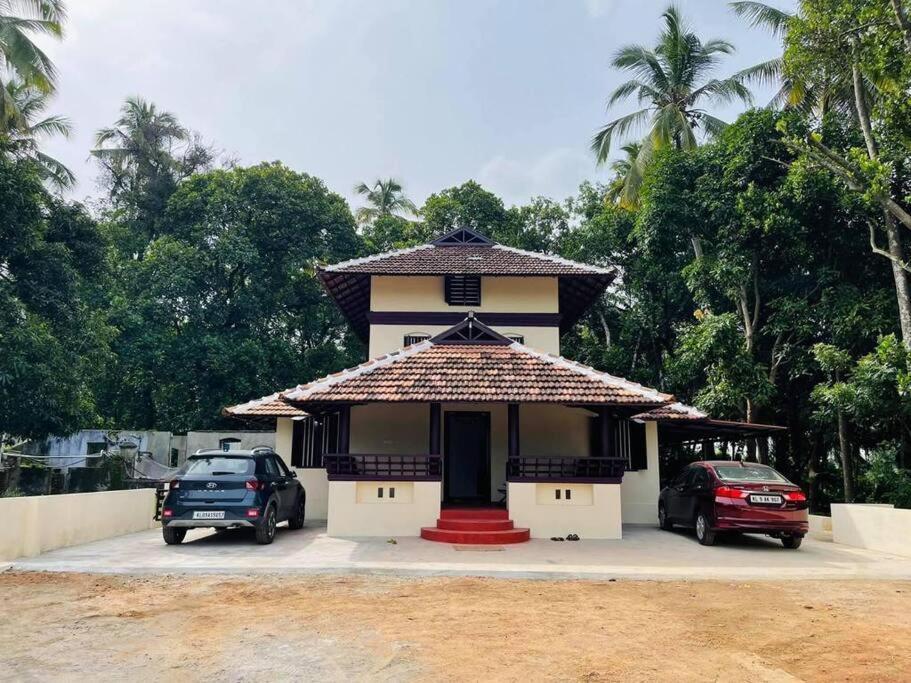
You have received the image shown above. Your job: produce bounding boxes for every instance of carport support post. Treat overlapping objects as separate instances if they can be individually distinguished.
[313,414,323,465]
[337,405,350,455]
[508,403,520,458]
[599,408,613,458]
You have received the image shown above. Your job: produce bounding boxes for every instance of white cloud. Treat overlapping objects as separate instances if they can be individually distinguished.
[478,147,606,206]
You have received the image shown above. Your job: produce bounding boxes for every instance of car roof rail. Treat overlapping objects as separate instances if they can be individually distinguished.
[251,446,274,454]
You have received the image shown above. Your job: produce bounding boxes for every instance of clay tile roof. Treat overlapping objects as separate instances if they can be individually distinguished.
[321,243,613,277]
[223,391,308,419]
[632,403,708,421]
[279,341,673,407]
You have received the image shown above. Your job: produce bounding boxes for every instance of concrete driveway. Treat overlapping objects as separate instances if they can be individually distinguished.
[11,522,911,580]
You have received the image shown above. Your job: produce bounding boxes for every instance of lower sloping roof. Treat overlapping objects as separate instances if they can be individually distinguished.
[224,317,674,416]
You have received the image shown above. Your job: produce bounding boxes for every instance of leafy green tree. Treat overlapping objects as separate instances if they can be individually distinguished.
[591,5,752,209]
[0,0,66,128]
[811,343,857,500]
[97,163,364,430]
[353,177,416,226]
[421,180,513,238]
[0,154,111,439]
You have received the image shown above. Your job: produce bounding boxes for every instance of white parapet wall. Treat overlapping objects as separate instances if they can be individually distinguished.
[326,480,442,537]
[0,488,158,561]
[294,468,329,521]
[831,503,911,557]
[507,482,622,539]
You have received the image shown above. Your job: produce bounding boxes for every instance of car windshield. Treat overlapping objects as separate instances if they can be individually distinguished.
[714,465,788,483]
[182,456,254,476]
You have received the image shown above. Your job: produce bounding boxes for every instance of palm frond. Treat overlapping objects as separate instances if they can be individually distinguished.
[729,1,791,37]
[591,108,651,164]
[734,57,783,89]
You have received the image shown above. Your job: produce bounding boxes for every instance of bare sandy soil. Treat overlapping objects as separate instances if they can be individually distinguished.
[0,572,908,682]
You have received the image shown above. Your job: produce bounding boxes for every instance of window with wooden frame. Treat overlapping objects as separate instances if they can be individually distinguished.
[444,275,481,306]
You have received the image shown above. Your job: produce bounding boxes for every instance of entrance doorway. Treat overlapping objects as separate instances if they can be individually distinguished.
[444,411,491,504]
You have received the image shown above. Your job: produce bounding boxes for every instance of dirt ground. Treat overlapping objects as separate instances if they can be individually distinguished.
[0,572,908,682]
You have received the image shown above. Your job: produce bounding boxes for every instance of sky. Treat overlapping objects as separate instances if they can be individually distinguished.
[39,0,794,211]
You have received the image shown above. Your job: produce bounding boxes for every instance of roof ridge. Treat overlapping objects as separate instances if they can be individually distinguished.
[224,389,294,415]
[492,243,613,275]
[507,341,672,403]
[321,243,433,272]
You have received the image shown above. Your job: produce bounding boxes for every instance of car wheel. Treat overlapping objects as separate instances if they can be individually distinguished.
[287,496,306,530]
[255,504,277,545]
[162,526,186,545]
[658,504,673,531]
[781,535,803,549]
[695,512,716,546]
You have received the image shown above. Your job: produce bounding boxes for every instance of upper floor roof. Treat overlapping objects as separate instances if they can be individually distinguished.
[318,227,615,339]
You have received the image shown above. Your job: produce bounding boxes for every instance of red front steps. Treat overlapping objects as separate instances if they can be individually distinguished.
[421,508,530,544]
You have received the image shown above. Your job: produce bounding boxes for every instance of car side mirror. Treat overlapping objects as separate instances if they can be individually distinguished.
[289,470,298,479]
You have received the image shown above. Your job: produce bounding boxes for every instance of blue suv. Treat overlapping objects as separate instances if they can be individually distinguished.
[161,448,305,545]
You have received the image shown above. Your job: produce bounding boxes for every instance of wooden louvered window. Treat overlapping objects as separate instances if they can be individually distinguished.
[444,275,481,306]
[403,333,431,346]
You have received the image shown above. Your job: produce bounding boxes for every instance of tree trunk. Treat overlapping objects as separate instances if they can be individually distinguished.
[891,0,911,54]
[837,409,855,503]
[885,213,911,345]
[807,432,823,513]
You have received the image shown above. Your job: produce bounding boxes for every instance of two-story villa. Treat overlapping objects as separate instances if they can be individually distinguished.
[225,227,778,542]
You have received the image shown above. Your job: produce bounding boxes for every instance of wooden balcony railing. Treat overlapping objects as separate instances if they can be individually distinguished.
[506,456,627,483]
[323,453,443,481]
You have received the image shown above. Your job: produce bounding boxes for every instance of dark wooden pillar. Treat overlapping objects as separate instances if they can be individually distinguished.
[337,405,350,455]
[508,403,520,458]
[599,407,613,458]
[313,413,324,465]
[429,403,441,455]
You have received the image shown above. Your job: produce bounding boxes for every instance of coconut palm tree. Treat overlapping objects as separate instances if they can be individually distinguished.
[92,96,190,201]
[591,5,753,204]
[605,142,643,208]
[0,0,67,129]
[1,79,73,188]
[353,177,417,226]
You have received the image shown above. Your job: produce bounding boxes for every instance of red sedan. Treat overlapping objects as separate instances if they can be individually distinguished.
[658,461,808,548]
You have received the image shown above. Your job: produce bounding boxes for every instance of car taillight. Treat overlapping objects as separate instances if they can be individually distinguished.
[784,491,807,502]
[162,508,173,517]
[715,486,748,499]
[245,479,262,491]
[169,479,179,490]
[246,508,260,518]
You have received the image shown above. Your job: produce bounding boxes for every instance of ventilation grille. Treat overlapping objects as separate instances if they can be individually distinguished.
[445,275,481,306]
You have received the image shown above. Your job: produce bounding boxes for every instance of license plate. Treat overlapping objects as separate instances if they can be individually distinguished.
[192,511,225,520]
[749,494,782,505]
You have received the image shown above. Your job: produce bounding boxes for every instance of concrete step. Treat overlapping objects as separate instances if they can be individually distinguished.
[439,507,509,520]
[420,526,530,544]
[436,518,515,531]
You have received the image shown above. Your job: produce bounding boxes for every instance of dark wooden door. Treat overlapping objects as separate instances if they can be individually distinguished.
[444,412,491,504]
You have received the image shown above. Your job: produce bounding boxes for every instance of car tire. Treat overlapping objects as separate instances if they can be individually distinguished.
[695,512,716,546]
[658,504,673,531]
[287,495,306,530]
[162,526,186,545]
[255,504,277,545]
[781,535,803,549]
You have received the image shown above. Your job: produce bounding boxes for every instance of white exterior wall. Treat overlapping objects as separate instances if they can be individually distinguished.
[0,489,158,561]
[507,482,622,539]
[327,480,441,536]
[831,504,911,557]
[620,422,660,525]
[184,430,274,459]
[368,275,561,357]
[276,417,329,520]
